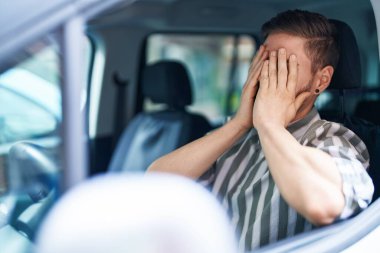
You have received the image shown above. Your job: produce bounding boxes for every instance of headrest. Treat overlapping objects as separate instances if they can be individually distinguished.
[329,19,361,89]
[142,61,193,108]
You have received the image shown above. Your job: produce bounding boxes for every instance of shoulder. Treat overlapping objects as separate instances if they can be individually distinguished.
[300,119,369,167]
[300,119,363,147]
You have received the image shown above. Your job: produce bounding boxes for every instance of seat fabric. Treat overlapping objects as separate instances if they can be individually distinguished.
[109,61,211,172]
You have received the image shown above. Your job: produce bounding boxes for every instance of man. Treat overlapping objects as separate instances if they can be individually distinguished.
[148,10,374,251]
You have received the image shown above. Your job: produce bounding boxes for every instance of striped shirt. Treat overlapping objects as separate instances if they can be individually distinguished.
[199,108,374,252]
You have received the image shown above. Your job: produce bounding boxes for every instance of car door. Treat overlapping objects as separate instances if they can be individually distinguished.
[0,1,135,252]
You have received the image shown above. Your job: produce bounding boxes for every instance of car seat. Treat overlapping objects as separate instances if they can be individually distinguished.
[320,19,380,201]
[354,99,380,125]
[108,60,212,172]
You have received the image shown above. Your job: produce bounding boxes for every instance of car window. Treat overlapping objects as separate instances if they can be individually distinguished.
[0,35,61,253]
[0,33,91,253]
[146,34,256,125]
[0,69,60,144]
[0,36,92,145]
[0,36,62,177]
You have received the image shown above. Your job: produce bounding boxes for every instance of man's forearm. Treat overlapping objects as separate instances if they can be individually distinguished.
[256,123,345,225]
[147,119,248,179]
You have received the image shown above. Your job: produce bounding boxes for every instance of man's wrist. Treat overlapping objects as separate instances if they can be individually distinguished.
[228,118,251,135]
[255,120,285,136]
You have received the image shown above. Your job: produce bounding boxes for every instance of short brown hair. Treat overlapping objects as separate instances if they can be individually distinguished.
[261,9,339,73]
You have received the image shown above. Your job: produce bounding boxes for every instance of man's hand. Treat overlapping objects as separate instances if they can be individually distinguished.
[232,45,268,131]
[253,48,311,130]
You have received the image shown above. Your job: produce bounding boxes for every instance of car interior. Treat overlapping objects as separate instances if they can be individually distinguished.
[108,60,212,172]
[87,0,380,195]
[0,0,380,252]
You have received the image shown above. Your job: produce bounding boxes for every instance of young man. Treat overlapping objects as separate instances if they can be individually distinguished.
[148,10,374,251]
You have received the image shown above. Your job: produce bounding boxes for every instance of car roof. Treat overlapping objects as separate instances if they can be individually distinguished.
[88,0,376,66]
[0,0,135,65]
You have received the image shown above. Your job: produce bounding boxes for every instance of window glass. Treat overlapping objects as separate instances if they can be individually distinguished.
[0,34,92,251]
[0,65,61,143]
[146,34,256,125]
[0,35,64,252]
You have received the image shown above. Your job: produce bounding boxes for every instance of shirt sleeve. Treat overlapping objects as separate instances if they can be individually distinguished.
[197,163,216,190]
[301,120,374,220]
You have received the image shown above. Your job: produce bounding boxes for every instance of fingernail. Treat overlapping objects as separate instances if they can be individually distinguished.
[271,51,276,56]
[279,48,285,55]
[290,54,296,60]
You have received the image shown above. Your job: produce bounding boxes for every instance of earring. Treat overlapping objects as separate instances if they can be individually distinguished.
[315,88,320,94]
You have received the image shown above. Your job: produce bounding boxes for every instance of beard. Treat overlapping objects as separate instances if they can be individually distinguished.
[296,78,313,96]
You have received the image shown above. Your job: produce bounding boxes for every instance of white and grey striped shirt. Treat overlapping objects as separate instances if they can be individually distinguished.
[199,108,374,252]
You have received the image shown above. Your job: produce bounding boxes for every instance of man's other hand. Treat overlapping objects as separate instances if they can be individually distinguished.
[232,45,268,131]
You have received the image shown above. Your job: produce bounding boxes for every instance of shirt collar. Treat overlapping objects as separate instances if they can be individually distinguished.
[287,107,320,140]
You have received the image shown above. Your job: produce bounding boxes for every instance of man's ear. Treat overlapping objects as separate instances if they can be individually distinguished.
[315,65,334,94]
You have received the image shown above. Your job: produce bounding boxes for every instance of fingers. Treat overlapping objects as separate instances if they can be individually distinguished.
[248,45,268,77]
[287,54,298,92]
[244,48,268,91]
[260,49,298,93]
[249,61,265,87]
[242,61,264,99]
[277,48,287,87]
[251,45,266,70]
[268,51,277,89]
[258,47,269,64]
[260,60,269,89]
[243,61,262,93]
[248,48,268,79]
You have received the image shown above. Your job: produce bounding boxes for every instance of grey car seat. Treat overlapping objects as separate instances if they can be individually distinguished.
[108,60,212,172]
[320,19,380,201]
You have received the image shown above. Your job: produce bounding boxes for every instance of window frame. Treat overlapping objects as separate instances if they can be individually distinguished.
[254,198,380,252]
